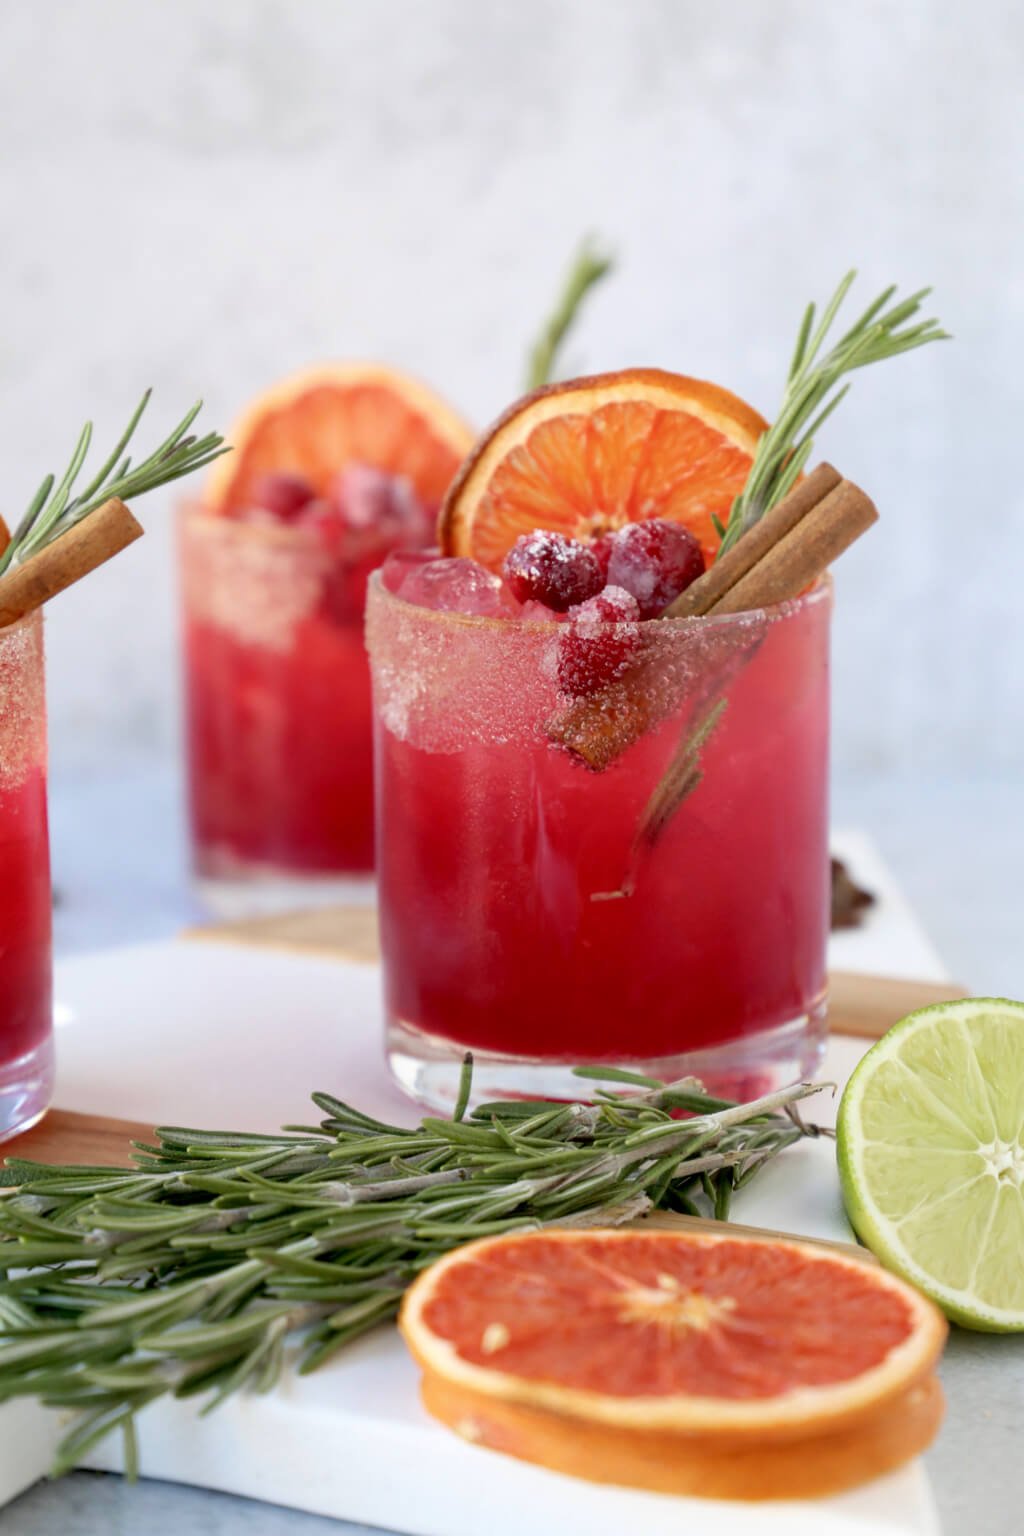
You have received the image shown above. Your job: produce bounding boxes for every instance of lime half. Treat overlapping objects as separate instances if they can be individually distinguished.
[837,997,1024,1331]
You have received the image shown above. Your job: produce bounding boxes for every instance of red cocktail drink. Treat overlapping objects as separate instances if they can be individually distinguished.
[181,366,473,891]
[181,508,387,878]
[368,574,830,1108]
[0,611,54,1137]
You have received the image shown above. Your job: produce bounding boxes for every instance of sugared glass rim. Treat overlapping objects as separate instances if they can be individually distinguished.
[0,607,44,646]
[367,568,832,633]
[180,499,333,550]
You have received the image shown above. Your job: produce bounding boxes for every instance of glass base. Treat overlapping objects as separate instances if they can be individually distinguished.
[387,1005,828,1113]
[0,1033,55,1143]
[193,870,375,923]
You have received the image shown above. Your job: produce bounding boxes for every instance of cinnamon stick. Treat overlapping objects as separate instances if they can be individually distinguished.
[547,466,877,770]
[0,498,143,627]
[708,478,877,615]
[667,463,842,618]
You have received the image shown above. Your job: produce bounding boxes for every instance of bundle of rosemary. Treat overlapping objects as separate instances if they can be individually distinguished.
[0,1064,825,1472]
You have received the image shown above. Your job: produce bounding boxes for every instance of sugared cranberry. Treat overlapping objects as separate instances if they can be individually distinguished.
[557,585,642,696]
[605,519,704,618]
[590,533,614,582]
[502,531,603,613]
[295,498,346,550]
[329,463,432,546]
[247,471,317,521]
[398,557,517,618]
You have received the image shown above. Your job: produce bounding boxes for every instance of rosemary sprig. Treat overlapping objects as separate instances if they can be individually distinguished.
[0,390,229,578]
[0,1063,826,1473]
[619,273,949,881]
[526,237,613,390]
[716,271,948,557]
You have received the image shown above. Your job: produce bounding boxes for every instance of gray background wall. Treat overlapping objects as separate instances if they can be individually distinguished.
[1,2,1020,802]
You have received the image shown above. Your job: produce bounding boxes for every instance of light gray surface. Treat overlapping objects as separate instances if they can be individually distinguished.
[1,1,1023,783]
[30,754,1024,1532]
[2,1472,375,1535]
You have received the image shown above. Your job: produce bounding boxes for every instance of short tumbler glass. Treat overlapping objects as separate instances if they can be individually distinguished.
[367,574,832,1110]
[0,611,54,1138]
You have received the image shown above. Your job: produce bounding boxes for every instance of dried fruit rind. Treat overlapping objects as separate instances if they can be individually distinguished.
[420,1369,944,1502]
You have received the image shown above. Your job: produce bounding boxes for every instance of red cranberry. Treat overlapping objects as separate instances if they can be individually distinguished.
[557,585,642,696]
[247,471,317,521]
[295,498,346,550]
[329,463,432,547]
[502,531,604,612]
[590,533,614,581]
[605,519,704,618]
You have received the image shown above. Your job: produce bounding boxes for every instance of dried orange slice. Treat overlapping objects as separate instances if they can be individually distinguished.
[439,369,767,569]
[400,1227,946,1498]
[206,364,474,515]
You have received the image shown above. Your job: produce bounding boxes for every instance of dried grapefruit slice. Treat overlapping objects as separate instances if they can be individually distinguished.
[206,364,474,516]
[421,1370,944,1501]
[400,1228,945,1442]
[438,369,767,569]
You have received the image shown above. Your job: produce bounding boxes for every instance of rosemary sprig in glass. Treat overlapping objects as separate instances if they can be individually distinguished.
[715,270,948,557]
[622,272,950,877]
[526,237,613,390]
[0,1063,825,1473]
[0,390,229,578]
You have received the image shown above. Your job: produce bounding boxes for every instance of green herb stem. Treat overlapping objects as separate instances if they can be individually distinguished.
[526,237,613,391]
[0,390,229,578]
[716,271,948,558]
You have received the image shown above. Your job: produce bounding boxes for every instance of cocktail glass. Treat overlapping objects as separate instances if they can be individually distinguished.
[368,575,831,1109]
[180,507,391,895]
[0,610,54,1138]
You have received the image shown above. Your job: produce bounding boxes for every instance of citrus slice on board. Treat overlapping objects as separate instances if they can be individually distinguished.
[420,1369,944,1502]
[206,364,474,515]
[838,997,1024,1332]
[438,369,767,569]
[400,1227,945,1499]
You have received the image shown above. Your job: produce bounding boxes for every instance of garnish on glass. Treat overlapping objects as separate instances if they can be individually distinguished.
[546,272,947,894]
[0,390,229,626]
[0,1063,826,1474]
[526,236,613,390]
[714,270,948,558]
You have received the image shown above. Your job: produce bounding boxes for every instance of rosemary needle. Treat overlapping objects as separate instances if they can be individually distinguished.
[0,389,229,578]
[0,1063,826,1473]
[526,236,613,391]
[716,271,948,556]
